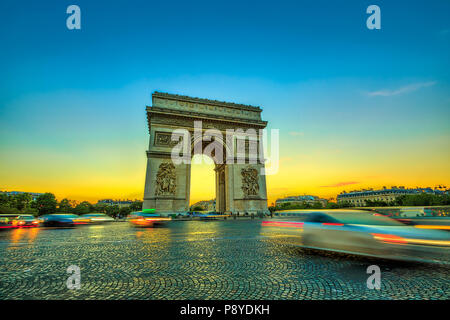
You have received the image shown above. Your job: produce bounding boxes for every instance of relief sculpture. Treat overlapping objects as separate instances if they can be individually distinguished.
[155,162,176,196]
[154,132,182,147]
[241,167,259,197]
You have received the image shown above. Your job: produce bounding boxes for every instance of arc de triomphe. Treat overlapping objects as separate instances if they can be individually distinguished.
[143,92,269,215]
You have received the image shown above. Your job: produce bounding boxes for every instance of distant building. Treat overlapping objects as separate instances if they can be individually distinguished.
[337,186,448,206]
[1,191,43,201]
[275,195,328,208]
[190,199,216,211]
[97,199,133,208]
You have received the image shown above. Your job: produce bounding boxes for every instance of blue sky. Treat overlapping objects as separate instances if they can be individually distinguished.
[0,0,449,202]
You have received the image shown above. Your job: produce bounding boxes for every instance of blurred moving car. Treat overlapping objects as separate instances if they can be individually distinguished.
[190,211,228,220]
[176,212,190,217]
[392,217,450,231]
[39,214,89,227]
[364,208,450,230]
[262,210,450,263]
[0,214,39,229]
[12,215,40,228]
[0,214,20,229]
[192,211,216,220]
[128,211,171,227]
[81,213,115,223]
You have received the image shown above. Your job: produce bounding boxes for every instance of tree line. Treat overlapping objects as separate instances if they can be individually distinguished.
[269,200,353,212]
[269,193,450,211]
[362,193,450,207]
[0,192,143,217]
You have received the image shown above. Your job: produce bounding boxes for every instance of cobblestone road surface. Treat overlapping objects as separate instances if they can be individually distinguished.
[0,221,448,299]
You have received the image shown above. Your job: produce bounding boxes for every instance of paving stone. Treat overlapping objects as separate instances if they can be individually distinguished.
[0,221,448,300]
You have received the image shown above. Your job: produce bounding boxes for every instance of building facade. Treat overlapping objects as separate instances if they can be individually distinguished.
[337,186,448,206]
[190,199,216,211]
[1,191,43,201]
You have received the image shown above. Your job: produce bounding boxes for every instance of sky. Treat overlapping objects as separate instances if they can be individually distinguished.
[0,0,449,205]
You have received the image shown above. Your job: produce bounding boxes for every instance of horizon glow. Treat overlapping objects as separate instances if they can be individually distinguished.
[0,0,449,206]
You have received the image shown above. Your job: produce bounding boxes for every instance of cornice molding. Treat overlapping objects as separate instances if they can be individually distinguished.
[152,91,262,112]
[146,106,267,128]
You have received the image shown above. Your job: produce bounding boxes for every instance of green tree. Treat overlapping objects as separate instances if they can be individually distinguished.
[23,207,39,216]
[105,205,120,218]
[326,202,339,209]
[394,193,450,206]
[0,193,9,206]
[129,201,143,211]
[73,201,91,214]
[365,199,390,207]
[119,206,132,217]
[337,201,354,208]
[34,193,57,215]
[58,198,72,213]
[311,201,323,209]
[0,206,20,214]
[92,203,108,213]
[11,193,33,211]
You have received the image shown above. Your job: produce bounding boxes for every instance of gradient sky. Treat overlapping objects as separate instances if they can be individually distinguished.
[0,0,449,205]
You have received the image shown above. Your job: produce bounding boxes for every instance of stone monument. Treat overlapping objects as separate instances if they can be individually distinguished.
[143,92,269,215]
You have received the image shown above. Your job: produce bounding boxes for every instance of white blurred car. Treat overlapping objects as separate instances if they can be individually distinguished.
[81,213,115,223]
[262,210,450,263]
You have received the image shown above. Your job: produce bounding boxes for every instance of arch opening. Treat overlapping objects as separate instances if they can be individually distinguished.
[190,154,216,211]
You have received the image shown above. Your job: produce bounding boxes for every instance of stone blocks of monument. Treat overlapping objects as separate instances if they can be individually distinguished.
[143,92,269,215]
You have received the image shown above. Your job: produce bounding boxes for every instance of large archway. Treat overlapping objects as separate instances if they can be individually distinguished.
[143,92,269,215]
[189,154,215,210]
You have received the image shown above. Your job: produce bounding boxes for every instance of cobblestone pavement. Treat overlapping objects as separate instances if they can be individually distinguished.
[0,221,448,300]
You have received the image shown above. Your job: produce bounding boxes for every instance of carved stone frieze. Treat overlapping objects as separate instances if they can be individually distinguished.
[154,131,182,147]
[241,167,260,197]
[155,162,176,196]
